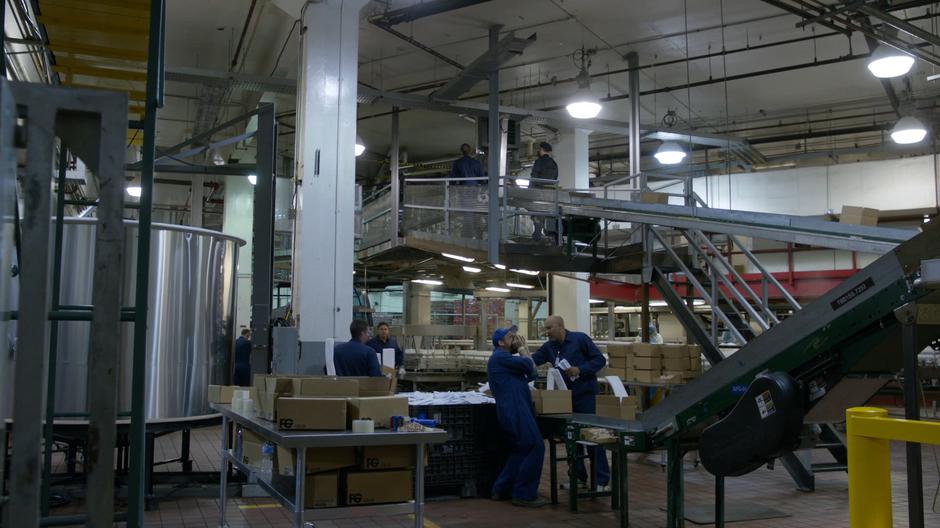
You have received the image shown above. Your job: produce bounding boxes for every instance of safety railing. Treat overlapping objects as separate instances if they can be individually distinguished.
[846,407,940,528]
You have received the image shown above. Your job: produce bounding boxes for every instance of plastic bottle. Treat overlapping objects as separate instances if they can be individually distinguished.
[260,442,275,481]
[234,428,244,463]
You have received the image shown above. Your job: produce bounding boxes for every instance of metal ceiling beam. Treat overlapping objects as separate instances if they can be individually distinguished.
[857,5,940,49]
[431,32,535,100]
[370,22,465,70]
[369,0,493,26]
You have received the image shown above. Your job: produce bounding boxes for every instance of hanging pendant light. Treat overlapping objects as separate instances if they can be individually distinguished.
[566,49,602,119]
[890,115,927,144]
[355,135,366,157]
[654,141,686,165]
[867,45,915,78]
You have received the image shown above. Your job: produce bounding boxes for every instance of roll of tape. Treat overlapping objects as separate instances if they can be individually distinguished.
[352,419,375,433]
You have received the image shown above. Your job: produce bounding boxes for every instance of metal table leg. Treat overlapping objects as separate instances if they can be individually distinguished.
[295,446,306,528]
[618,438,628,528]
[181,428,193,473]
[549,437,558,505]
[565,424,579,512]
[415,442,426,528]
[715,475,725,528]
[666,439,684,528]
[219,416,229,527]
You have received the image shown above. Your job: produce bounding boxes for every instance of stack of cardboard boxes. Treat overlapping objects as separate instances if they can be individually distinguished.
[273,444,417,508]
[604,343,703,384]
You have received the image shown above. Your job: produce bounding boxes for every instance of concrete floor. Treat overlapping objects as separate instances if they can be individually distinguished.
[48,423,940,527]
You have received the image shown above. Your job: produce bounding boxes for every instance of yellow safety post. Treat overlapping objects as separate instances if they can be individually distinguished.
[847,406,940,527]
[847,407,892,528]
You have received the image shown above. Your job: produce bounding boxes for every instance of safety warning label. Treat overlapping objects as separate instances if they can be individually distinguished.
[755,390,776,419]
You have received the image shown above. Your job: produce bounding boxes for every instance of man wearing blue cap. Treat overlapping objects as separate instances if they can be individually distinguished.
[487,327,547,507]
[533,315,609,490]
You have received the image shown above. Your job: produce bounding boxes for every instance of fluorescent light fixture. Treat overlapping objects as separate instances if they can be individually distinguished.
[247,174,257,185]
[412,279,443,286]
[442,252,475,263]
[867,45,915,78]
[494,263,506,270]
[506,282,534,289]
[891,115,927,144]
[510,268,539,276]
[589,299,605,304]
[355,135,366,157]
[650,300,669,307]
[126,185,142,198]
[515,178,530,188]
[654,142,686,165]
[462,266,482,273]
[485,286,510,293]
[212,154,225,166]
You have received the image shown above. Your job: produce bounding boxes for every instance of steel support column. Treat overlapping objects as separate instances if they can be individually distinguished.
[128,0,166,525]
[390,107,401,245]
[898,303,924,528]
[250,102,276,378]
[486,25,501,264]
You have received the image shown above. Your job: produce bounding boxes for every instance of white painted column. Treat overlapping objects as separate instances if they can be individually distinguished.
[550,128,591,333]
[292,0,369,343]
[223,175,255,332]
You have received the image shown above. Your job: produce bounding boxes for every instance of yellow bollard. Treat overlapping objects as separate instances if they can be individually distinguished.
[847,407,893,528]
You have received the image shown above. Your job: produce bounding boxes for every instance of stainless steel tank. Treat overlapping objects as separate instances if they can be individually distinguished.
[54,218,244,420]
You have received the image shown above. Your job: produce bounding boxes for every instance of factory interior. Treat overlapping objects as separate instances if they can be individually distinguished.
[3,0,940,526]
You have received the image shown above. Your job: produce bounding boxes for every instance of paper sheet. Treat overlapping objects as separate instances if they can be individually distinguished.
[324,338,336,376]
[605,376,629,397]
[547,368,567,390]
[382,348,396,369]
[557,359,577,382]
[399,391,495,405]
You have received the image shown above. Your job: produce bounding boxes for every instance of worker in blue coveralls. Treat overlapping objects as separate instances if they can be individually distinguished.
[533,315,610,490]
[488,328,548,508]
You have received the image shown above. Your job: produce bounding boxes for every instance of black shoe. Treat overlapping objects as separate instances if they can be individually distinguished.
[512,497,548,508]
[491,493,509,501]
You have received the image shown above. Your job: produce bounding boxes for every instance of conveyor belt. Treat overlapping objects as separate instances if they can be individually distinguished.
[508,187,916,254]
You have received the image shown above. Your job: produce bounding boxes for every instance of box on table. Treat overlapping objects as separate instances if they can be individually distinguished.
[346,376,395,397]
[606,344,632,358]
[639,191,669,204]
[304,472,339,508]
[346,396,409,429]
[607,355,629,369]
[595,394,639,420]
[631,343,663,357]
[344,469,414,505]
[277,446,357,476]
[254,374,303,396]
[533,389,572,415]
[663,356,690,371]
[276,397,346,430]
[301,377,360,397]
[360,445,416,470]
[208,385,236,404]
[631,355,662,370]
[240,428,265,467]
[840,205,879,226]
[661,344,687,359]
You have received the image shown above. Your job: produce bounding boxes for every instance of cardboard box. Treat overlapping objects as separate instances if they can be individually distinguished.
[606,344,632,358]
[344,470,413,505]
[733,264,748,275]
[277,446,357,476]
[276,397,347,430]
[208,385,236,404]
[346,396,409,429]
[595,395,639,420]
[661,345,687,359]
[603,366,627,379]
[689,356,702,371]
[360,445,416,470]
[240,428,265,467]
[631,356,662,370]
[257,391,277,421]
[254,374,304,396]
[687,344,702,358]
[533,389,572,415]
[628,369,660,383]
[607,355,629,369]
[663,356,690,371]
[632,343,662,357]
[639,191,669,204]
[840,205,879,226]
[301,377,360,397]
[348,376,394,397]
[304,472,339,508]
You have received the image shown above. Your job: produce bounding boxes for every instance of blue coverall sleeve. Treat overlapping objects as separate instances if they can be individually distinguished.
[368,350,382,377]
[449,159,460,179]
[531,342,551,366]
[577,335,606,377]
[495,352,536,378]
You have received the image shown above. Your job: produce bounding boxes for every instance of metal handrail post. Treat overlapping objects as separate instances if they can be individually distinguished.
[443,181,450,233]
[728,234,802,310]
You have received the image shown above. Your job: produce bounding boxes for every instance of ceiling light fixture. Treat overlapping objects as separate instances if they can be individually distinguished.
[126,185,142,198]
[247,174,257,185]
[462,266,482,273]
[867,45,915,78]
[589,299,605,304]
[355,135,366,157]
[566,47,602,119]
[654,142,686,165]
[515,178,530,188]
[890,115,928,144]
[412,279,443,286]
[506,282,534,289]
[442,252,475,263]
[486,286,510,293]
[493,263,506,270]
[510,268,539,276]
